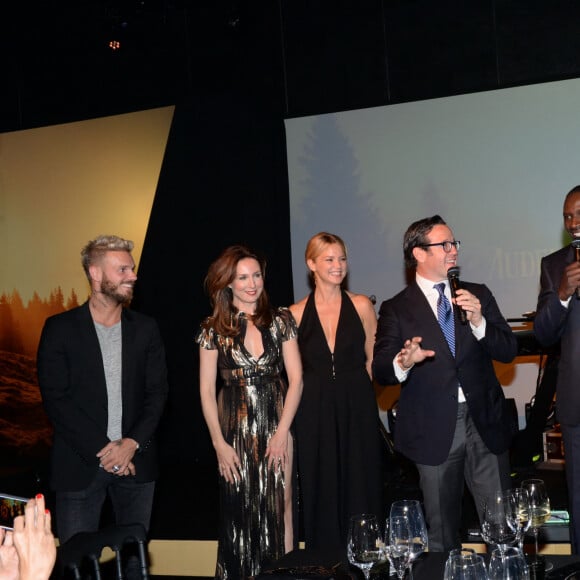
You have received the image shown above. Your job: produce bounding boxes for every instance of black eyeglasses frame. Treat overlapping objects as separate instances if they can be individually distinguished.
[419,240,461,253]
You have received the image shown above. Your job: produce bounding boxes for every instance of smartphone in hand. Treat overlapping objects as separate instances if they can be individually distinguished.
[0,493,28,530]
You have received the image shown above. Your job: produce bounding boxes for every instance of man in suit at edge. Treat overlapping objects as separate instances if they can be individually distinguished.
[37,234,168,577]
[534,185,580,553]
[372,215,517,551]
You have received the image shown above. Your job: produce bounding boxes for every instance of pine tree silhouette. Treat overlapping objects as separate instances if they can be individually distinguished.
[292,114,396,301]
[66,288,80,310]
[0,291,24,353]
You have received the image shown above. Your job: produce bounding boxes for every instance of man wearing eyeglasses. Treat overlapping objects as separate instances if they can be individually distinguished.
[373,214,517,551]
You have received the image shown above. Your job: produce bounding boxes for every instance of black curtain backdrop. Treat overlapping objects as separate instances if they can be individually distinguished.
[131,93,294,538]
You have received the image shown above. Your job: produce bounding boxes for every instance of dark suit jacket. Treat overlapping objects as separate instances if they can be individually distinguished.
[37,302,168,491]
[372,280,517,466]
[534,244,580,426]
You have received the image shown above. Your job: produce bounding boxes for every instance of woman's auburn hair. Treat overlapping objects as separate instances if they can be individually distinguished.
[203,244,272,337]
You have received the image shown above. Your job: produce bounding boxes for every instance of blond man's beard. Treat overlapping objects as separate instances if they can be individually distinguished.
[100,277,134,306]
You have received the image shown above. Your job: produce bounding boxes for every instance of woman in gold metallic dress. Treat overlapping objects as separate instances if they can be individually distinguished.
[196,245,303,579]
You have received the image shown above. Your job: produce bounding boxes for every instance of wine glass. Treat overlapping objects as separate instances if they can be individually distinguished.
[488,546,529,579]
[347,514,385,580]
[444,548,476,578]
[480,491,518,555]
[385,515,412,580]
[505,487,531,552]
[444,553,489,580]
[389,499,428,577]
[521,479,551,570]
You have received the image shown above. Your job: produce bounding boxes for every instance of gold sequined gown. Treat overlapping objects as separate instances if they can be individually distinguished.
[195,308,297,580]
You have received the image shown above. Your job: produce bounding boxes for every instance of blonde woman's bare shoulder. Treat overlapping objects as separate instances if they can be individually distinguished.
[289,296,308,326]
[347,292,376,316]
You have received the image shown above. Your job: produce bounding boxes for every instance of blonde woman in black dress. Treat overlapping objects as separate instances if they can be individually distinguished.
[290,232,383,554]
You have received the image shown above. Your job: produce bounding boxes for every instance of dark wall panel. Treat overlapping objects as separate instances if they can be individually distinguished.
[281,0,389,117]
[384,0,499,103]
[5,1,580,131]
[495,0,580,86]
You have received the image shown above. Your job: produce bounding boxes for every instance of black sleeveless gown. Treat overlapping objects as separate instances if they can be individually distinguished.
[295,291,383,554]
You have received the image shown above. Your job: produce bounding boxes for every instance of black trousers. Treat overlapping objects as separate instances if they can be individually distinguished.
[560,423,580,554]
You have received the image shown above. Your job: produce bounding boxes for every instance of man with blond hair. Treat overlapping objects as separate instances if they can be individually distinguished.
[37,235,168,578]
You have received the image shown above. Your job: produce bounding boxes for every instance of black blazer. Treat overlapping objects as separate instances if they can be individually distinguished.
[372,281,517,466]
[534,244,580,426]
[37,302,168,491]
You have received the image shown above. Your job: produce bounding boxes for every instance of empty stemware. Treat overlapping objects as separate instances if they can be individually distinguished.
[444,552,489,580]
[444,548,476,578]
[385,514,413,580]
[488,546,529,579]
[389,499,428,577]
[347,514,385,580]
[480,491,518,555]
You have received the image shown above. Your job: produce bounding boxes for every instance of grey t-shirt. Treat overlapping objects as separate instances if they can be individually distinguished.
[94,320,123,441]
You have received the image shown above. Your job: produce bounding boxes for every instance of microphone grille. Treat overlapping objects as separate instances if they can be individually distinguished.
[572,239,580,249]
[447,266,460,279]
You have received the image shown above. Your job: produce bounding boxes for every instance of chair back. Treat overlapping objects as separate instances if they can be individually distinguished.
[58,523,149,579]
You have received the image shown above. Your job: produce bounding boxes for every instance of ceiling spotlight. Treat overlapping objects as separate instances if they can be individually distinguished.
[108,40,121,51]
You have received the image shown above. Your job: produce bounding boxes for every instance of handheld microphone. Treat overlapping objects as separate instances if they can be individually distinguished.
[572,239,580,298]
[447,266,467,324]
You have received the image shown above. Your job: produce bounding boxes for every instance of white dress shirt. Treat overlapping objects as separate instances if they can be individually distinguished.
[392,274,488,403]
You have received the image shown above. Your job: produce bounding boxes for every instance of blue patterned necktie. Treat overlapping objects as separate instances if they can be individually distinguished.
[435,282,455,356]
